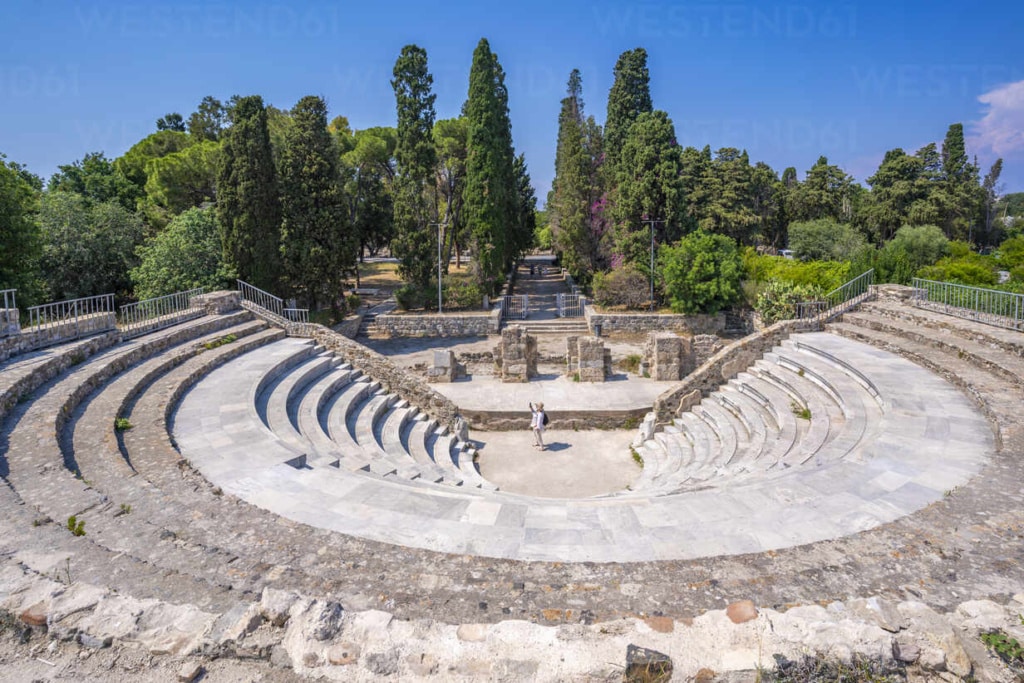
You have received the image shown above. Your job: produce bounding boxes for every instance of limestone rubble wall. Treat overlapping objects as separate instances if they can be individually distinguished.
[374,309,501,338]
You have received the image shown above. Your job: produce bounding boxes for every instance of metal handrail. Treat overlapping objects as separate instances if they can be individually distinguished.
[119,287,204,339]
[912,278,1024,331]
[796,269,875,328]
[22,293,116,348]
[283,308,309,324]
[237,279,284,317]
[0,288,16,338]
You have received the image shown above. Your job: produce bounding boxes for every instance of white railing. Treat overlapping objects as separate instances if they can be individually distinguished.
[912,278,1024,331]
[0,288,16,338]
[238,279,284,317]
[119,288,204,339]
[24,293,116,343]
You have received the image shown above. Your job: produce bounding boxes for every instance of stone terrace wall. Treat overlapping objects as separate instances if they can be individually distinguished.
[0,313,116,363]
[585,307,725,336]
[374,309,501,338]
[653,320,805,423]
[870,283,915,303]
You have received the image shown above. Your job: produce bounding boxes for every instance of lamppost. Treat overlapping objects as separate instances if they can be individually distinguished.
[429,221,449,313]
[642,218,665,312]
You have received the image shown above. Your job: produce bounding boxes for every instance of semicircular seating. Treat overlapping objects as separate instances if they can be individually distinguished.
[166,329,992,562]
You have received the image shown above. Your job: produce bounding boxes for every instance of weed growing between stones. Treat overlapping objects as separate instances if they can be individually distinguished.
[66,515,85,537]
[114,417,133,431]
[981,628,1024,674]
[765,653,906,682]
[572,372,580,382]
[790,401,812,420]
[618,354,642,374]
[68,351,86,366]
[0,609,32,644]
[630,447,644,468]
[622,416,639,430]
[202,333,238,351]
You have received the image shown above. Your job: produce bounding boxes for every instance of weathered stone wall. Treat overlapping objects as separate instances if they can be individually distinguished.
[492,325,537,383]
[333,314,363,339]
[192,291,241,315]
[374,309,500,338]
[0,308,19,337]
[653,320,805,422]
[307,326,462,429]
[870,283,915,303]
[692,334,724,366]
[0,312,116,363]
[643,333,695,381]
[565,336,611,382]
[585,307,726,336]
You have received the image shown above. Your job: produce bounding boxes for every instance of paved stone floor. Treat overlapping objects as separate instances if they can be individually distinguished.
[474,428,641,497]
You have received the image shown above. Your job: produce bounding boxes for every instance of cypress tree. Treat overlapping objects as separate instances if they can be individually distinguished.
[603,48,653,178]
[391,45,438,292]
[278,95,352,312]
[512,153,537,258]
[217,95,282,291]
[551,69,596,283]
[463,38,517,290]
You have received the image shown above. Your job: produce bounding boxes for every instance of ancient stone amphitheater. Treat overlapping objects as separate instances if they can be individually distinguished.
[1,287,1023,681]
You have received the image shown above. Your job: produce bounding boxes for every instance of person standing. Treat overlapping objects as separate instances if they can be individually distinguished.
[529,402,546,451]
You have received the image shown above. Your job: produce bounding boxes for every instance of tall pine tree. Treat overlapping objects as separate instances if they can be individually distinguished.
[391,45,438,292]
[463,38,518,290]
[278,95,352,312]
[217,95,282,291]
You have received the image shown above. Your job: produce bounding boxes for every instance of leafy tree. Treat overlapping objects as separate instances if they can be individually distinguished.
[463,38,518,290]
[699,148,759,245]
[603,47,652,178]
[216,95,282,291]
[131,207,231,299]
[38,192,145,299]
[114,130,192,191]
[862,148,931,241]
[886,224,949,271]
[391,44,438,292]
[340,125,397,269]
[756,279,825,325]
[187,96,228,141]
[49,152,140,211]
[613,110,686,267]
[156,113,186,132]
[278,95,353,311]
[789,156,855,223]
[592,264,650,308]
[141,140,220,229]
[433,117,468,268]
[787,219,866,262]
[0,154,43,304]
[659,230,742,314]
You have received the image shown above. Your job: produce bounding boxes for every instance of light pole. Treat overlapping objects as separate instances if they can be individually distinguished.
[430,221,449,313]
[643,218,665,312]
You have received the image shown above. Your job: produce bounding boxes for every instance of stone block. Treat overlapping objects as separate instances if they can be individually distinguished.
[493,325,537,382]
[643,332,695,381]
[192,291,240,315]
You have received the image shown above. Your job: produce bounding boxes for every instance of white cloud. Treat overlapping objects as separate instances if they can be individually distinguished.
[970,79,1024,156]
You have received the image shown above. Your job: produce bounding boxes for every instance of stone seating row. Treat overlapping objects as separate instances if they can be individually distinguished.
[623,331,901,499]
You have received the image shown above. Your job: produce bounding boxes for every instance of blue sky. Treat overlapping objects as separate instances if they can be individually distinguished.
[2,0,1023,204]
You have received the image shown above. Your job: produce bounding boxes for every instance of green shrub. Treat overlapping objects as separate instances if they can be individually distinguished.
[660,230,742,314]
[394,284,427,311]
[743,250,850,291]
[888,224,949,270]
[756,280,825,325]
[345,294,362,312]
[918,257,997,286]
[592,264,650,309]
[617,354,642,374]
[114,417,133,431]
[443,278,483,310]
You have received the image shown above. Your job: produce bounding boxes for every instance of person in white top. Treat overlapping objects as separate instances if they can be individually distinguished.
[529,401,546,451]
